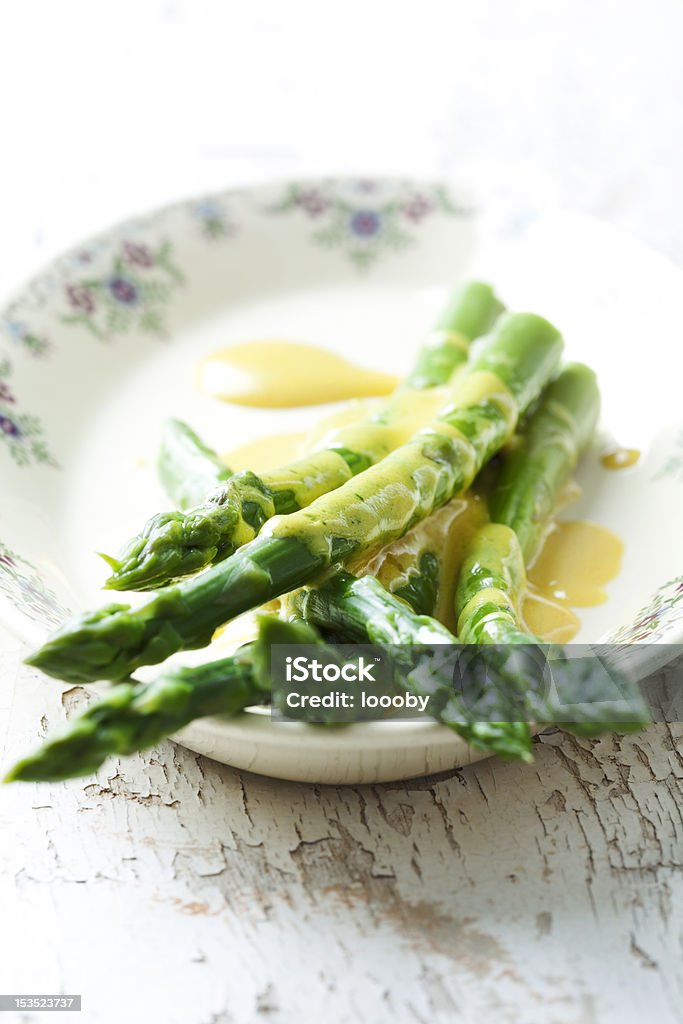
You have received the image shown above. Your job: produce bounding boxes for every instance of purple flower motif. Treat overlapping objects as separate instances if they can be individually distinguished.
[296,190,329,217]
[0,415,21,437]
[402,194,434,222]
[108,276,138,305]
[66,284,96,314]
[0,552,14,569]
[350,209,381,237]
[0,382,15,404]
[123,242,154,268]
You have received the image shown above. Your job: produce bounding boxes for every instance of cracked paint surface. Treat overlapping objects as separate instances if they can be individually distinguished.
[2,649,683,1023]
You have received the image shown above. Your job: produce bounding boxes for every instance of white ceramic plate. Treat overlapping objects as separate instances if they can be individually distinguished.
[2,178,683,783]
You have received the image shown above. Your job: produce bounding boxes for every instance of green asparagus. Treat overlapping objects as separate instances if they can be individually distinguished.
[27,312,563,685]
[157,417,233,509]
[6,653,255,782]
[103,282,504,591]
[454,364,647,734]
[488,363,601,561]
[454,362,601,646]
[402,281,504,390]
[454,523,649,733]
[7,615,322,783]
[295,569,534,759]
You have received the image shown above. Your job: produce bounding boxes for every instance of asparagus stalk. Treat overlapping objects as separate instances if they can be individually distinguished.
[157,418,233,510]
[454,362,601,646]
[104,282,504,592]
[455,522,537,646]
[27,312,562,685]
[7,616,322,783]
[488,363,601,561]
[454,523,649,734]
[5,653,256,782]
[294,571,533,760]
[454,367,648,733]
[403,281,504,390]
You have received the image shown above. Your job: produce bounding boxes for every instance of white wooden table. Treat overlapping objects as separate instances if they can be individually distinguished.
[2,2,683,1021]
[3,633,683,1023]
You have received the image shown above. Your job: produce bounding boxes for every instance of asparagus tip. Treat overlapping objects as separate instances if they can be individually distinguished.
[101,557,147,590]
[3,759,29,783]
[98,551,121,573]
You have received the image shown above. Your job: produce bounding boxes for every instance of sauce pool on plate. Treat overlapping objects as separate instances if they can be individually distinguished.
[196,340,398,408]
[522,520,624,642]
[222,432,306,474]
[600,448,640,470]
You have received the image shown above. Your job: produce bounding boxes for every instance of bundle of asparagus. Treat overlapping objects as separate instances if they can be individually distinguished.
[5,282,648,783]
[104,281,504,591]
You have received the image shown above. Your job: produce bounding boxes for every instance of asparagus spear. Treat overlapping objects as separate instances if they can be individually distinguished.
[5,654,255,782]
[454,523,649,733]
[294,569,534,760]
[454,361,602,644]
[403,281,504,390]
[104,282,504,592]
[157,418,233,510]
[488,363,601,561]
[27,312,562,684]
[7,616,321,783]
[454,367,648,733]
[454,362,601,646]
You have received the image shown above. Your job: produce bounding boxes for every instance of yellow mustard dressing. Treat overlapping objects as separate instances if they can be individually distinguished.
[303,387,452,455]
[222,432,306,474]
[196,340,398,408]
[520,589,581,644]
[356,492,488,633]
[600,447,641,470]
[521,520,624,641]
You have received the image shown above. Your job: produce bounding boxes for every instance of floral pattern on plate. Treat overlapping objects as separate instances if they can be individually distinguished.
[607,575,683,643]
[268,178,469,268]
[1,318,50,358]
[0,359,54,467]
[190,196,237,239]
[60,239,184,340]
[0,540,68,628]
